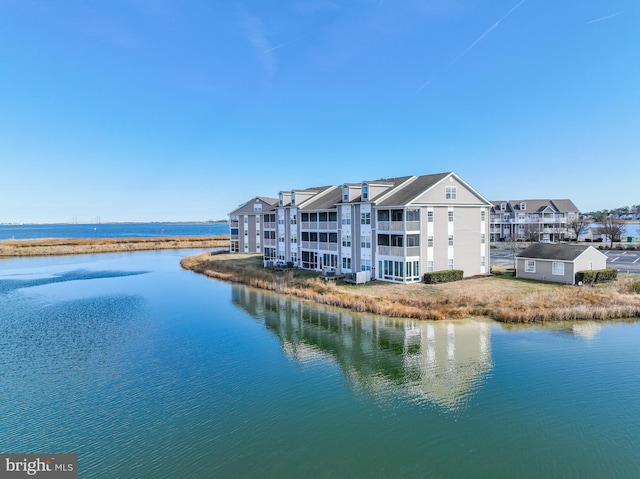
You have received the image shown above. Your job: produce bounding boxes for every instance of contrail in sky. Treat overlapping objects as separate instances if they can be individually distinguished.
[263,31,317,53]
[418,0,527,92]
[586,12,622,25]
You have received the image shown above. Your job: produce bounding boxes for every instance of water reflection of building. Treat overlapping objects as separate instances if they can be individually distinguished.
[232,285,492,410]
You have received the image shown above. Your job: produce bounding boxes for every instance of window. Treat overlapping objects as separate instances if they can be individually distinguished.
[448,211,454,222]
[406,209,420,221]
[427,211,434,222]
[362,184,369,200]
[329,233,338,243]
[342,257,351,270]
[342,211,351,225]
[448,259,454,270]
[552,262,564,275]
[500,203,506,211]
[481,210,486,221]
[291,192,296,205]
[446,186,457,200]
[481,256,486,267]
[520,202,526,210]
[427,261,434,272]
[361,212,371,224]
[290,214,297,225]
[361,235,371,248]
[342,234,351,247]
[279,192,283,206]
[448,235,454,246]
[427,236,434,247]
[481,234,486,244]
[253,203,262,212]
[525,260,535,273]
[361,259,371,271]
[343,186,349,202]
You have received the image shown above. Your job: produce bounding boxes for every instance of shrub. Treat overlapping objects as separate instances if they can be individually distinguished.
[576,268,617,284]
[596,268,618,282]
[424,269,464,284]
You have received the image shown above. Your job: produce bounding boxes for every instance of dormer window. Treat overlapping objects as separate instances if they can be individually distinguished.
[278,192,283,206]
[253,202,262,212]
[500,203,506,211]
[362,184,369,201]
[291,192,296,206]
[343,186,349,202]
[520,202,526,210]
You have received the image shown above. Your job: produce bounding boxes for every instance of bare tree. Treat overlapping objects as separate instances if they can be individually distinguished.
[568,216,588,242]
[521,223,540,243]
[596,215,626,248]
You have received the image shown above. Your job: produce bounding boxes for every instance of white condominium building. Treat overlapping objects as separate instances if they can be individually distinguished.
[230,172,492,284]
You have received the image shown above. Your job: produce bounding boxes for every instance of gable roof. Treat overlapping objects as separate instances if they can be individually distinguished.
[375,173,449,207]
[492,199,580,214]
[517,243,604,262]
[228,196,278,215]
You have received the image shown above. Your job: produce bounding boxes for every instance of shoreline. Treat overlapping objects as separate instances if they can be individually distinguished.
[181,252,640,324]
[0,236,230,257]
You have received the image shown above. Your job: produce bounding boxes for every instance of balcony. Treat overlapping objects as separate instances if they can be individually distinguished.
[377,221,405,231]
[378,245,405,257]
[301,221,338,230]
[263,222,276,229]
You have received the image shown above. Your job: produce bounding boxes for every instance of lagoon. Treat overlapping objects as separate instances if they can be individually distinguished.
[1,250,639,478]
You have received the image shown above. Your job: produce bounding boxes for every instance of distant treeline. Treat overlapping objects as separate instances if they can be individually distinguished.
[583,204,640,219]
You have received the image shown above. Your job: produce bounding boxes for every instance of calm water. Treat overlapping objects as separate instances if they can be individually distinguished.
[0,222,229,240]
[1,251,639,478]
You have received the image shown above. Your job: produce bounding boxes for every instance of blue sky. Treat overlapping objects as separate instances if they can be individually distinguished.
[1,0,639,223]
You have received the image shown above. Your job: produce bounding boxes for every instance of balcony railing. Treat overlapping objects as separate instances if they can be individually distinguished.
[377,221,405,231]
[300,221,338,230]
[318,221,338,230]
[263,222,276,229]
[406,221,420,231]
[377,245,405,257]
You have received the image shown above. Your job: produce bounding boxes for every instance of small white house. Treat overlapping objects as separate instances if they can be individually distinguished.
[516,244,608,284]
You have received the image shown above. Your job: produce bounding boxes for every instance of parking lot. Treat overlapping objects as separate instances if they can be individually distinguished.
[490,246,640,274]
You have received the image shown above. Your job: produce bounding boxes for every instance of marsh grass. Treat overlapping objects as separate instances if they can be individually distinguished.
[0,236,229,257]
[182,253,640,323]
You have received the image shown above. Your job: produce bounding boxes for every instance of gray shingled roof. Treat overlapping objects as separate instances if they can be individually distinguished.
[517,243,594,261]
[228,196,278,215]
[491,199,580,214]
[375,173,450,206]
[299,187,342,211]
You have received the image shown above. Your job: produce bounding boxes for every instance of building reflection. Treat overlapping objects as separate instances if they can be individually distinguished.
[232,285,493,410]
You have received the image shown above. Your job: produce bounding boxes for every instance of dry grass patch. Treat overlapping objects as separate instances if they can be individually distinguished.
[181,253,640,323]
